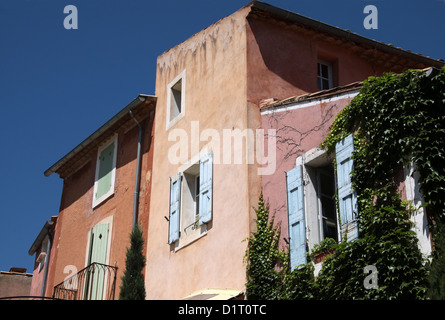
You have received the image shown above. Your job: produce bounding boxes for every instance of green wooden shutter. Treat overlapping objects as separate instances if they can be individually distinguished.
[168,173,182,244]
[286,165,306,271]
[90,224,109,264]
[335,134,359,242]
[87,223,109,300]
[198,151,213,225]
[96,142,115,200]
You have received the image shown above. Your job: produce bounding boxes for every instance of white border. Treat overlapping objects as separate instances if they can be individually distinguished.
[166,69,186,130]
[92,135,118,208]
[260,91,359,115]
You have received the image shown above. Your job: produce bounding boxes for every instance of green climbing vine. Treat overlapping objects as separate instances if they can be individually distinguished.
[244,194,286,300]
[320,67,445,299]
[245,67,445,299]
[244,194,317,300]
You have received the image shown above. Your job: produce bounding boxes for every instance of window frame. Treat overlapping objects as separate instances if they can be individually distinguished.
[181,163,201,237]
[166,69,186,130]
[297,147,337,249]
[317,60,333,90]
[315,165,338,242]
[404,161,432,259]
[92,135,118,208]
[169,149,213,250]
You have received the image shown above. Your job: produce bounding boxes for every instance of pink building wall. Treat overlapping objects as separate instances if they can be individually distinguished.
[260,91,357,243]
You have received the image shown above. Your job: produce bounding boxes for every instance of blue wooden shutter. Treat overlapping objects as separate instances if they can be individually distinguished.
[286,165,306,271]
[168,173,182,244]
[335,134,359,242]
[199,151,213,225]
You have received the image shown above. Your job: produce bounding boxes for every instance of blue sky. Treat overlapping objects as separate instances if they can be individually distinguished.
[0,0,444,274]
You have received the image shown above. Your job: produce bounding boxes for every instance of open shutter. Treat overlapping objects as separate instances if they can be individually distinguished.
[286,165,306,271]
[199,151,213,225]
[96,142,115,200]
[168,173,182,244]
[90,224,109,264]
[335,134,358,242]
[87,223,109,300]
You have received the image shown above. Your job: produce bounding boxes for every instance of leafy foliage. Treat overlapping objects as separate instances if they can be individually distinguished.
[244,194,286,299]
[320,67,445,299]
[246,67,445,299]
[244,194,318,299]
[309,237,336,262]
[119,223,146,300]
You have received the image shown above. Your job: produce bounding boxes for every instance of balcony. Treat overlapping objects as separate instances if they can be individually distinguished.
[53,262,118,300]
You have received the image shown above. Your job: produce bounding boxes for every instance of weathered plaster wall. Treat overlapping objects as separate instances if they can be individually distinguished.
[260,94,356,244]
[246,16,390,105]
[0,272,32,298]
[145,7,252,300]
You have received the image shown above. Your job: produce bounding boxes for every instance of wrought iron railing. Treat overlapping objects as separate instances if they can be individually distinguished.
[0,296,59,300]
[52,262,118,300]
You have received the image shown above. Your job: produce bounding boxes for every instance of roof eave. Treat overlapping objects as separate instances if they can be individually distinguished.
[249,1,444,68]
[44,94,157,177]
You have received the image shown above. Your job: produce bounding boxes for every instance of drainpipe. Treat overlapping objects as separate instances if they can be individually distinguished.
[129,109,143,230]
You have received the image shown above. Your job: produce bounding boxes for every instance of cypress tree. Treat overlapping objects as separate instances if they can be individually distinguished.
[119,223,146,300]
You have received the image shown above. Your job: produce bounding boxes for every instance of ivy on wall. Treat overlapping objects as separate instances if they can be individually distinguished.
[244,194,317,300]
[245,67,445,299]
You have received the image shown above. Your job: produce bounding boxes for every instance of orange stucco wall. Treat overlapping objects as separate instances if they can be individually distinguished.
[46,114,155,298]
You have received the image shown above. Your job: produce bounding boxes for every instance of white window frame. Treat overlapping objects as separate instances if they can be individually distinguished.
[174,149,209,250]
[404,162,432,260]
[317,60,333,90]
[296,148,338,249]
[166,69,186,130]
[92,135,118,208]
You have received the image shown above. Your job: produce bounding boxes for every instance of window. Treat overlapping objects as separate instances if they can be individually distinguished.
[317,60,333,90]
[286,134,357,271]
[166,70,186,129]
[168,150,213,248]
[182,165,200,235]
[404,162,432,259]
[317,165,338,242]
[93,135,117,207]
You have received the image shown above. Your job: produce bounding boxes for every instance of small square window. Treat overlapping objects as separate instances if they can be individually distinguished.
[317,61,333,90]
[166,70,186,130]
[170,79,182,119]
